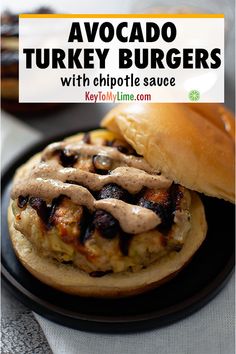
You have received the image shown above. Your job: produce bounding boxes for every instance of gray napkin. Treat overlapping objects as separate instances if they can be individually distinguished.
[35,277,235,354]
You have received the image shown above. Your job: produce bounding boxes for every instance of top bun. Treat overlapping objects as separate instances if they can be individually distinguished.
[186,103,235,139]
[102,103,235,203]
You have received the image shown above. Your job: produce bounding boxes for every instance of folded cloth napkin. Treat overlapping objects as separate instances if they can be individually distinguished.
[35,278,234,354]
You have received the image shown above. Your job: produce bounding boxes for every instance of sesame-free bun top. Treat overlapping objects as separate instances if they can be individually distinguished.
[102,103,235,203]
[186,103,235,139]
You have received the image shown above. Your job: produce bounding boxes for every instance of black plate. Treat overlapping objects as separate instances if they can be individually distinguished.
[1,132,235,333]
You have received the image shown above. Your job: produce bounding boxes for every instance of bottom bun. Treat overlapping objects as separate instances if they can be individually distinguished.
[8,192,207,298]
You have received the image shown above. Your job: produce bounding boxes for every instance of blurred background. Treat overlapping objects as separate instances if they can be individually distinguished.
[1,1,235,353]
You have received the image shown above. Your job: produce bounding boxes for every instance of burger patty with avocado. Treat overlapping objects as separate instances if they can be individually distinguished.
[11,129,192,276]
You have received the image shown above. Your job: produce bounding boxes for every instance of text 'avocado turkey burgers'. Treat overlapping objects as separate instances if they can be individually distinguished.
[8,103,235,297]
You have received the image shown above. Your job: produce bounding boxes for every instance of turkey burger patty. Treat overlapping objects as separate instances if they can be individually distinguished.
[11,129,192,276]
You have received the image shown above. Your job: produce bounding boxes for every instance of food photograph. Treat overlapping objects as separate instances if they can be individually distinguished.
[1,1,235,354]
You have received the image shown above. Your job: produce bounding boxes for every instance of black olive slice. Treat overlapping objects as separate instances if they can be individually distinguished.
[59,149,78,167]
[93,210,119,239]
[29,197,49,225]
[17,195,28,208]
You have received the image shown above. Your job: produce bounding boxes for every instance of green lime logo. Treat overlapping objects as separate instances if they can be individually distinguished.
[188,90,200,102]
